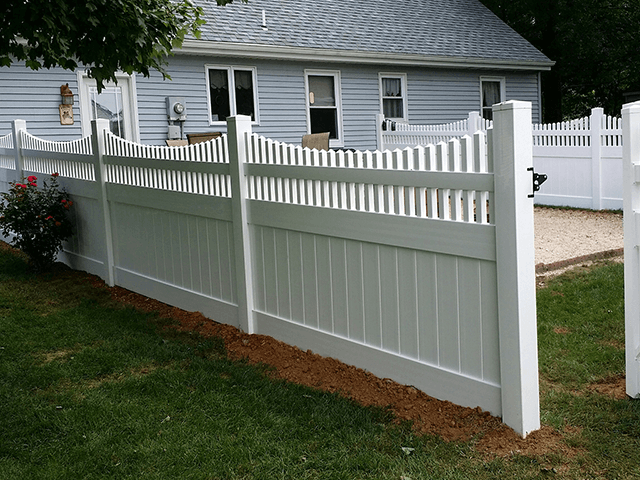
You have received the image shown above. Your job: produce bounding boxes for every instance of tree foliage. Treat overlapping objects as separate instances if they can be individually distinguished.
[1,0,237,91]
[480,0,640,120]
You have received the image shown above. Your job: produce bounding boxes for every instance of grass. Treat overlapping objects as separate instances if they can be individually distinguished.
[0,248,639,479]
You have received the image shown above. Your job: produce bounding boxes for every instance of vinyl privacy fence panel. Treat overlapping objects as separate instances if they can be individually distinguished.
[0,101,540,436]
[103,131,240,326]
[532,108,622,210]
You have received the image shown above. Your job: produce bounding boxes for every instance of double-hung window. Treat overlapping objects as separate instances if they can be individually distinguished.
[206,65,258,124]
[305,70,343,147]
[380,74,407,121]
[480,77,505,121]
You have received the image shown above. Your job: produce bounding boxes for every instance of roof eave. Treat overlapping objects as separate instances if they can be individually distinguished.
[179,39,555,71]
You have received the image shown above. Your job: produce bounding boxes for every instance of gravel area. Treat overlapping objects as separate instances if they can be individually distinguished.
[534,206,623,267]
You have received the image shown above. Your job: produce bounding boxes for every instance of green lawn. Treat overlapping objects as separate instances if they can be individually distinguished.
[0,247,639,479]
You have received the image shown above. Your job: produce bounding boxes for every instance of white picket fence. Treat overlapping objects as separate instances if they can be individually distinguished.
[623,100,640,399]
[379,108,624,210]
[376,112,493,149]
[0,101,540,436]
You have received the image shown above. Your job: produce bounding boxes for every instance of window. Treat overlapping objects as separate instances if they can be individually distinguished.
[78,72,139,141]
[380,74,407,121]
[305,70,343,147]
[480,77,505,121]
[206,66,258,124]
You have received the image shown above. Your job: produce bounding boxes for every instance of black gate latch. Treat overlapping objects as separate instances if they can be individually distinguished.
[527,167,547,198]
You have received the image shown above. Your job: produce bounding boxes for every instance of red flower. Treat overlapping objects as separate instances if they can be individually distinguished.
[46,216,54,220]
[27,175,37,183]
[29,182,36,187]
[16,183,26,189]
[51,173,59,177]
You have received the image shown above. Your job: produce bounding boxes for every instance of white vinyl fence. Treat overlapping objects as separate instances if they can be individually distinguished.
[623,100,640,399]
[379,108,623,210]
[376,112,493,149]
[0,101,540,436]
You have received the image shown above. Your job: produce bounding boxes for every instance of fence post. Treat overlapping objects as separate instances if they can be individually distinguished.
[468,111,482,136]
[11,119,27,182]
[90,119,116,287]
[492,100,540,437]
[590,107,604,210]
[227,115,256,334]
[376,113,385,151]
[622,101,640,398]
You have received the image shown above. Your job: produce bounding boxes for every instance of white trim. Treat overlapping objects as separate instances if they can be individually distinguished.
[204,64,260,126]
[379,73,408,122]
[480,76,506,120]
[76,71,140,142]
[179,39,555,71]
[537,72,543,123]
[304,69,344,148]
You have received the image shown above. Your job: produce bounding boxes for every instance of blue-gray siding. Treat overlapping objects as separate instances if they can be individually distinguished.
[1,57,541,149]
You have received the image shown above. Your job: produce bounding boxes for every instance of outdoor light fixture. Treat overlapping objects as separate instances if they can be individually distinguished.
[60,83,74,105]
[59,83,74,125]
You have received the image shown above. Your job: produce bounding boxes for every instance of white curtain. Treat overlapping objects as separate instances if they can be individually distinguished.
[382,78,404,118]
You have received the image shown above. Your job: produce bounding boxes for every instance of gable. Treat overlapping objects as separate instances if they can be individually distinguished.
[184,0,552,70]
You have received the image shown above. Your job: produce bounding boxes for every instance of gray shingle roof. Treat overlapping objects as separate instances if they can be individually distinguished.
[190,0,552,66]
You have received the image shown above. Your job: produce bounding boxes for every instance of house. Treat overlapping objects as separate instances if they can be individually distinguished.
[0,0,553,150]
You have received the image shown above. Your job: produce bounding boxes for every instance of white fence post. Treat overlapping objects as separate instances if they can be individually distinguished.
[492,100,540,437]
[623,101,640,398]
[90,119,116,287]
[376,113,385,151]
[468,111,482,136]
[591,107,604,210]
[11,119,26,181]
[227,115,256,334]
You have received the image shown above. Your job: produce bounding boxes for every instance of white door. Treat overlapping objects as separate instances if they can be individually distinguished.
[78,74,138,141]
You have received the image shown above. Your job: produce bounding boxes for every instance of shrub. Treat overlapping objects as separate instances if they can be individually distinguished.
[0,174,74,271]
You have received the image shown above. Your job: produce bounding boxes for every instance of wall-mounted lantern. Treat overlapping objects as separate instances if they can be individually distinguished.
[59,83,74,125]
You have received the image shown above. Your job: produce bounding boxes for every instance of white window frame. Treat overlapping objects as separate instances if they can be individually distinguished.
[205,65,260,126]
[379,73,408,122]
[77,71,140,142]
[304,69,344,148]
[480,76,506,121]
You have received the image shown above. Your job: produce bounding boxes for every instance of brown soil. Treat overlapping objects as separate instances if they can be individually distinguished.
[587,375,628,400]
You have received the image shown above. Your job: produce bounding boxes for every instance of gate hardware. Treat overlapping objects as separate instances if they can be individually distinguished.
[527,167,547,198]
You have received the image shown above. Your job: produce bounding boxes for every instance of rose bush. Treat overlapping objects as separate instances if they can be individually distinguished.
[0,174,74,271]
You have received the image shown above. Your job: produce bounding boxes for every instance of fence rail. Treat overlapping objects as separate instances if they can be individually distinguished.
[0,102,541,436]
[380,108,624,210]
